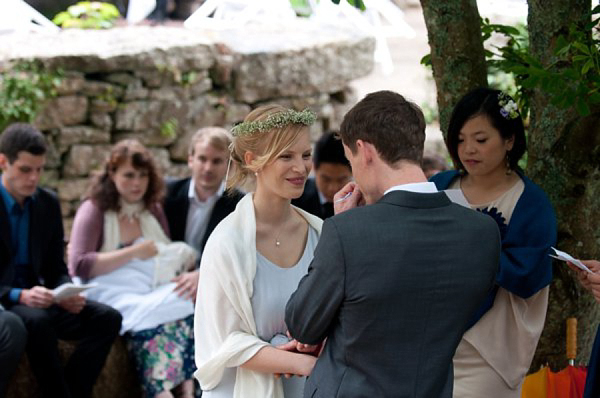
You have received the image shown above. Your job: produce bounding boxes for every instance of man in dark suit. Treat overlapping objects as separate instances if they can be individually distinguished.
[0,123,122,398]
[285,91,500,397]
[292,132,352,219]
[164,127,243,301]
[0,305,26,397]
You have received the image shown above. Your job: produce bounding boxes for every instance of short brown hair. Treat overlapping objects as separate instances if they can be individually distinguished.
[339,90,426,166]
[87,139,165,211]
[189,127,232,155]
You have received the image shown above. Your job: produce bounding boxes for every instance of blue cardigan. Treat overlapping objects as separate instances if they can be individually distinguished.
[431,170,557,325]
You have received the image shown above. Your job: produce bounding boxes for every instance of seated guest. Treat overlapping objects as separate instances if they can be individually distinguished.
[421,151,449,179]
[0,123,122,398]
[292,131,352,219]
[163,127,243,301]
[68,139,196,398]
[0,305,26,396]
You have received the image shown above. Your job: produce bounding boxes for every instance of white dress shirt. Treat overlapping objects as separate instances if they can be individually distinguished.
[184,180,224,256]
[384,181,438,195]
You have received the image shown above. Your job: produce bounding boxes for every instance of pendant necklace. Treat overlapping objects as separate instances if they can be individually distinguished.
[274,216,292,248]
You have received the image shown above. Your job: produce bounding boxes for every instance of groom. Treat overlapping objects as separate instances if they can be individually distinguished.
[285,91,501,397]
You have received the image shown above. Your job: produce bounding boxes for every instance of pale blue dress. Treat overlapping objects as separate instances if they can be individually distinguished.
[203,227,319,398]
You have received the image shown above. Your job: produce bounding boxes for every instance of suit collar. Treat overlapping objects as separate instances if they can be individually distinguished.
[379,190,451,209]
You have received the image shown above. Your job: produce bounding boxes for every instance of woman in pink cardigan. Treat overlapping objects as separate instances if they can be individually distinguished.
[68,139,196,398]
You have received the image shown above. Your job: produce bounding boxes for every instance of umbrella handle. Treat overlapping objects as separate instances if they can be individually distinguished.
[567,317,577,364]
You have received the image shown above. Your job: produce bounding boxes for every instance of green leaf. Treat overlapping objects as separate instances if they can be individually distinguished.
[573,42,591,55]
[582,59,594,74]
[420,54,431,66]
[575,98,591,116]
[589,92,600,104]
[573,55,589,62]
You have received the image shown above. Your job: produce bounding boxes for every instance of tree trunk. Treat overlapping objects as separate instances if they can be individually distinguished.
[419,0,488,135]
[526,0,600,370]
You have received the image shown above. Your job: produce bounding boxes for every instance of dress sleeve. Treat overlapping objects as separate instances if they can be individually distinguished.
[68,200,104,280]
[497,182,557,298]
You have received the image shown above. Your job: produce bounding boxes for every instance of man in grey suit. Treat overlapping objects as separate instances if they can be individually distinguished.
[285,90,501,398]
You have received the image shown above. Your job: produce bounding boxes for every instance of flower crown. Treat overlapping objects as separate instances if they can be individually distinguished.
[231,109,317,137]
[497,92,519,120]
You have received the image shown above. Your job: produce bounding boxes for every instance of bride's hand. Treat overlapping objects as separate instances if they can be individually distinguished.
[274,353,317,379]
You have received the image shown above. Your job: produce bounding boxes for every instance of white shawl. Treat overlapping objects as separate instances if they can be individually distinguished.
[194,193,323,397]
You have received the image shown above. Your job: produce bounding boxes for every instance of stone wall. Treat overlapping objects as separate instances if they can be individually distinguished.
[0,21,375,234]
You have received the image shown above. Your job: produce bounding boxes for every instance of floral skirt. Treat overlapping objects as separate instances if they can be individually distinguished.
[126,315,195,397]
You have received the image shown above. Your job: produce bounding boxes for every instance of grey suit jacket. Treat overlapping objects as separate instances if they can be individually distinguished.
[286,190,500,398]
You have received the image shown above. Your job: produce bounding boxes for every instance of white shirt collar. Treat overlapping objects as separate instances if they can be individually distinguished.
[384,181,438,196]
[188,179,225,204]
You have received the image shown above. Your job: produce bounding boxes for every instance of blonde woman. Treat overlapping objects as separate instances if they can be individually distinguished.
[194,105,322,398]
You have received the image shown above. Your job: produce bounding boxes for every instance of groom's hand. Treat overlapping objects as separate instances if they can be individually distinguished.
[334,182,364,215]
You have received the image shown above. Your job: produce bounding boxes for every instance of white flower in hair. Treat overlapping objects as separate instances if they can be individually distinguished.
[498,92,520,120]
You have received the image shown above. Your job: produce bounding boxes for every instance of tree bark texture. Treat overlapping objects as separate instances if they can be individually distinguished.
[526,0,600,370]
[419,0,488,135]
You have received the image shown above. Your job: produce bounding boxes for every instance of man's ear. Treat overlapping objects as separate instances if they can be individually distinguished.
[357,140,376,165]
[0,154,7,171]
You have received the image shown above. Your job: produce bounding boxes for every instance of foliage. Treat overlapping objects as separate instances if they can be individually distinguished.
[53,1,120,29]
[160,118,179,139]
[0,61,62,131]
[289,0,366,15]
[482,5,600,117]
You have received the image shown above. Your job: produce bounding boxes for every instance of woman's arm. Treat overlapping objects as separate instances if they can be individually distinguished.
[241,346,316,376]
[91,240,157,278]
[69,200,157,279]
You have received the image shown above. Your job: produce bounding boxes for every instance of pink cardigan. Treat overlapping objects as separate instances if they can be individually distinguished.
[68,199,170,280]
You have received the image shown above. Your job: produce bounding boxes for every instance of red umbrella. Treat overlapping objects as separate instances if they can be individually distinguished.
[522,318,587,398]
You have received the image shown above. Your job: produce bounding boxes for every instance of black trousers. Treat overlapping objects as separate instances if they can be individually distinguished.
[0,311,27,398]
[9,301,122,398]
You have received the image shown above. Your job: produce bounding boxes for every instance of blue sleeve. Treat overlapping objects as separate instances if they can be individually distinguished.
[8,288,22,303]
[497,178,556,298]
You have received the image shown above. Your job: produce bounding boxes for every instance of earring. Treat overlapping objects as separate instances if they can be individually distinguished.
[505,154,512,175]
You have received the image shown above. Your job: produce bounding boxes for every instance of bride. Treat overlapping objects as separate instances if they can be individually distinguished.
[194,105,323,398]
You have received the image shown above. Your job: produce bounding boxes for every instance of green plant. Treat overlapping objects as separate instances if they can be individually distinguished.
[289,0,365,16]
[482,6,599,117]
[160,118,178,139]
[0,61,62,131]
[53,1,120,29]
[422,6,599,118]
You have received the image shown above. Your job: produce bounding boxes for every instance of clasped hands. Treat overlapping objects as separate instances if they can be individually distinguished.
[274,331,323,379]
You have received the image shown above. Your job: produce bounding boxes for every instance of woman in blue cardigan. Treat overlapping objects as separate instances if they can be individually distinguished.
[430,88,556,397]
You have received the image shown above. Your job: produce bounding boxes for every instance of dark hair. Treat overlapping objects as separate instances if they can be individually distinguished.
[446,87,526,171]
[313,132,350,170]
[87,139,164,211]
[339,90,426,165]
[0,123,46,162]
[421,153,448,173]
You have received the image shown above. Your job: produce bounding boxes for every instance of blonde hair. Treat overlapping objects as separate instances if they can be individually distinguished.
[189,127,232,155]
[227,104,310,190]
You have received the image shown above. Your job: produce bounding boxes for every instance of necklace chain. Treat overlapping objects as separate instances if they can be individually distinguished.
[273,215,293,248]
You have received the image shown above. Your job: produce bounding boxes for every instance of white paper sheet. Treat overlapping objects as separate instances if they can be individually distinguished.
[52,282,98,301]
[549,247,592,273]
